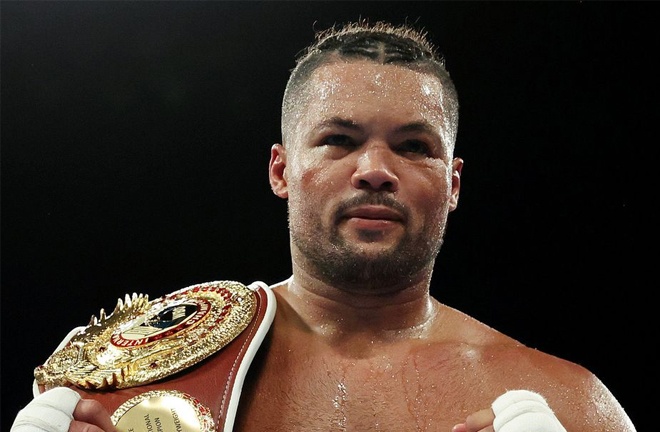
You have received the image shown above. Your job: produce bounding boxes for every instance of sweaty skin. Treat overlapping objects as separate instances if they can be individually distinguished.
[280,61,460,295]
[39,60,634,432]
[232,61,635,431]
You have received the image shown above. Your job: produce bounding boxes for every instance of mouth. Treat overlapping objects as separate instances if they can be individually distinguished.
[339,205,405,231]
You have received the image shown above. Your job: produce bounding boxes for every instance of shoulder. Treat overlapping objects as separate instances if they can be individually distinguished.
[434,302,599,386]
[432,303,636,431]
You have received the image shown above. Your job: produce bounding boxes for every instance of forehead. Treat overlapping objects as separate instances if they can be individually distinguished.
[303,61,446,122]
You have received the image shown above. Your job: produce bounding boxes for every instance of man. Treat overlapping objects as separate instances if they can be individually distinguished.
[12,20,636,432]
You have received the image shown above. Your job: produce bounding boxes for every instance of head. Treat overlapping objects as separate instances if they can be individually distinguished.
[270,21,463,292]
[282,21,459,150]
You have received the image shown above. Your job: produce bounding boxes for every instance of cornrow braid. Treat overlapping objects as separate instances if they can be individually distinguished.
[307,21,440,64]
[281,20,459,149]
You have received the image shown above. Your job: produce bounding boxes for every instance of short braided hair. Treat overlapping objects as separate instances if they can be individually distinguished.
[281,20,459,148]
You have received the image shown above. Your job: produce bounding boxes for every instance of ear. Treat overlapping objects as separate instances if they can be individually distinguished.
[448,157,463,212]
[269,143,288,199]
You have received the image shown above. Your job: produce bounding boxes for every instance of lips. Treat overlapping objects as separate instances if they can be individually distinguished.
[341,205,404,222]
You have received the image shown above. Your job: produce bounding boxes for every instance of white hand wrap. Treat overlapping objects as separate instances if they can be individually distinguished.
[11,387,81,432]
[492,389,567,432]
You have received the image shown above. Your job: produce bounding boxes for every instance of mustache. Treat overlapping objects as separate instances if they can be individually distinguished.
[333,193,409,221]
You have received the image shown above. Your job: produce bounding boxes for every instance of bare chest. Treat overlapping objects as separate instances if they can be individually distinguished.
[234,339,499,431]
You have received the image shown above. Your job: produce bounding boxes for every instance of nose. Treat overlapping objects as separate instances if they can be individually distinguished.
[350,144,399,192]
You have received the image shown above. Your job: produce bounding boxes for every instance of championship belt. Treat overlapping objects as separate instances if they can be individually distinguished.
[34,280,276,432]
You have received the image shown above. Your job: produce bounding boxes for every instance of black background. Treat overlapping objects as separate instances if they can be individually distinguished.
[2,1,654,430]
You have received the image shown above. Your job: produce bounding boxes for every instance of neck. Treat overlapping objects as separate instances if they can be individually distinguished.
[273,265,438,344]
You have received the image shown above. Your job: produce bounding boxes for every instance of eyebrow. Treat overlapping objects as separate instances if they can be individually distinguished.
[396,121,438,136]
[316,117,361,131]
[316,117,438,135]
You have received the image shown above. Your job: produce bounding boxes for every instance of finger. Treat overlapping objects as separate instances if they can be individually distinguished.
[451,423,468,432]
[464,407,496,431]
[69,420,106,432]
[72,399,117,432]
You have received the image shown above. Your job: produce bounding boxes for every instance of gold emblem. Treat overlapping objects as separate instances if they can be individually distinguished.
[112,390,215,431]
[35,281,257,390]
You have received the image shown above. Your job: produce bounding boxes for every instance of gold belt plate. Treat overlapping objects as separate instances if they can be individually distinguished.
[35,281,257,390]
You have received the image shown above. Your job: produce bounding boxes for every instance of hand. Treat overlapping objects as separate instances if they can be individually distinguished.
[452,390,567,432]
[12,387,117,432]
[70,398,117,432]
[452,407,495,432]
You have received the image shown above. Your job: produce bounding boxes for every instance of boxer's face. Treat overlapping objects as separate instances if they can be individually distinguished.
[270,60,462,289]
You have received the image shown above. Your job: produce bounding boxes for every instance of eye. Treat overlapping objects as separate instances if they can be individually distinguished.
[398,139,430,156]
[322,134,356,147]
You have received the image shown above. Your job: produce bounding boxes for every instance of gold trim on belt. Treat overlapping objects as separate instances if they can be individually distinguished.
[35,281,257,390]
